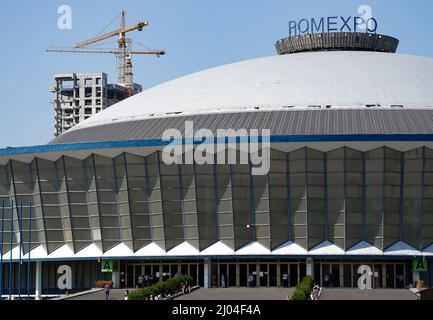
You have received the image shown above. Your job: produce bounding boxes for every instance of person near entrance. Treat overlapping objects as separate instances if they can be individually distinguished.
[104,282,110,300]
[282,273,288,288]
[324,273,330,287]
[137,274,144,288]
[397,274,404,288]
[221,274,226,288]
[212,273,217,287]
[248,273,254,288]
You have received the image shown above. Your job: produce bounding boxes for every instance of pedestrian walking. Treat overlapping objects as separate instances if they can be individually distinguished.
[104,282,110,300]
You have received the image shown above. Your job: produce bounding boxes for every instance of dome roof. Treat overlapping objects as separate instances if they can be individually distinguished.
[69,50,433,133]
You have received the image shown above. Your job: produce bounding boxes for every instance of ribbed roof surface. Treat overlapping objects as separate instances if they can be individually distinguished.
[51,109,433,144]
[50,50,433,144]
[66,51,433,132]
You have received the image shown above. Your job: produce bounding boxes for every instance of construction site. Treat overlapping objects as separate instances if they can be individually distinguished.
[47,10,165,136]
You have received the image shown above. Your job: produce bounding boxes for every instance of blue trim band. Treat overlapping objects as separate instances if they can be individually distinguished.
[3,134,433,156]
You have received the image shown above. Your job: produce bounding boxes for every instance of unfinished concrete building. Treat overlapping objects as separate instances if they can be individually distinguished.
[50,72,142,136]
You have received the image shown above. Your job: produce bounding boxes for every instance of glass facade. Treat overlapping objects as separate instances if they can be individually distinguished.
[0,146,432,253]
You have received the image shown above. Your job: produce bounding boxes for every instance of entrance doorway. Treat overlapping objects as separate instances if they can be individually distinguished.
[124,261,201,288]
[123,259,411,289]
[321,264,340,288]
[318,261,410,289]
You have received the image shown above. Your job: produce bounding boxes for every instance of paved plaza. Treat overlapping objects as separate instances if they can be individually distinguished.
[64,287,418,301]
[319,288,417,300]
[175,288,293,300]
[65,289,127,300]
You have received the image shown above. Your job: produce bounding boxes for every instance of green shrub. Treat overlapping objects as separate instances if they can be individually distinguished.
[128,275,194,300]
[290,276,314,300]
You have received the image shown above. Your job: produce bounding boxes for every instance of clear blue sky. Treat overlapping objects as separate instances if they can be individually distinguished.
[0,0,432,147]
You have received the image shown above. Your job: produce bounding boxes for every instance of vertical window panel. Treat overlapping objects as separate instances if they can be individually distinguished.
[422,148,433,248]
[289,148,307,249]
[327,148,345,249]
[345,148,363,249]
[268,150,289,250]
[93,155,121,251]
[65,156,95,251]
[231,155,253,250]
[403,148,422,249]
[306,148,325,249]
[383,148,401,249]
[35,158,64,253]
[195,163,218,250]
[124,153,152,251]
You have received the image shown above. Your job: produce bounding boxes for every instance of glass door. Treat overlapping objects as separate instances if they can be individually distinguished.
[372,264,382,288]
[144,265,152,286]
[239,264,247,287]
[289,264,298,287]
[343,264,352,288]
[126,265,134,288]
[331,264,340,287]
[228,264,237,287]
[211,263,218,287]
[181,264,188,276]
[162,265,170,282]
[269,264,277,287]
[395,264,405,288]
[281,264,289,288]
[322,264,330,287]
[259,264,268,287]
[189,264,198,286]
[134,265,141,288]
[152,264,160,283]
[171,264,178,278]
[352,264,362,288]
[219,264,228,288]
[386,264,395,288]
[248,264,256,288]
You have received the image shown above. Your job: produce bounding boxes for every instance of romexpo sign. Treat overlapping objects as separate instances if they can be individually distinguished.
[288,16,378,37]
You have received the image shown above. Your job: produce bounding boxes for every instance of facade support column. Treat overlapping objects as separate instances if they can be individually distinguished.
[35,261,42,300]
[277,263,281,287]
[236,263,240,287]
[159,265,163,283]
[306,258,314,277]
[204,258,211,288]
[256,264,260,288]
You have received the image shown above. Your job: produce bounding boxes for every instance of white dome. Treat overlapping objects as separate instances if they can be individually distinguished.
[71,51,433,131]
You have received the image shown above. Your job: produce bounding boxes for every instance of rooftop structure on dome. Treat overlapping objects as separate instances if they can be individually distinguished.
[275,32,399,55]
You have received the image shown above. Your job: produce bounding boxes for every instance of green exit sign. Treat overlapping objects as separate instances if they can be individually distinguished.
[412,259,428,272]
[101,260,118,273]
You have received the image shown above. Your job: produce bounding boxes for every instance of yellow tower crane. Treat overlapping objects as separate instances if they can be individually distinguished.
[47,10,165,97]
